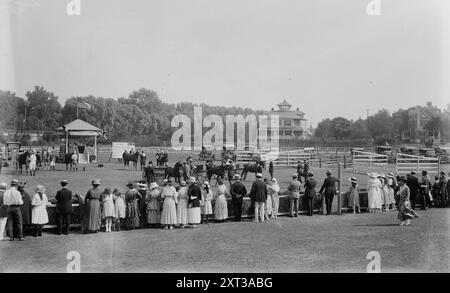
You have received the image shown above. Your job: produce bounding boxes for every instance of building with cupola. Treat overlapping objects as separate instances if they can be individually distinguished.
[267,100,312,140]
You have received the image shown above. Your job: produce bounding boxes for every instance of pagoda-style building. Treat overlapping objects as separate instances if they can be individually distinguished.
[267,100,311,140]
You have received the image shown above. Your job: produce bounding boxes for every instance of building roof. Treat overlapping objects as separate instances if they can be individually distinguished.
[57,119,102,136]
[277,99,292,108]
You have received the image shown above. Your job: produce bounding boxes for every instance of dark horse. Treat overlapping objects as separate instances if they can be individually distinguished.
[65,153,73,171]
[205,161,228,184]
[241,162,263,180]
[17,151,29,174]
[164,161,183,183]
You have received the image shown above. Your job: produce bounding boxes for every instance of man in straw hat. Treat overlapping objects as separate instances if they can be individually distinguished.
[54,180,73,235]
[304,173,317,216]
[3,179,24,240]
[249,173,267,222]
[230,174,247,222]
[319,170,340,215]
[287,173,301,217]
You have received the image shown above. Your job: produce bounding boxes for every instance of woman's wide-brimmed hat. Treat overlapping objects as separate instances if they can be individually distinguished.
[180,180,187,186]
[256,173,263,178]
[367,172,378,179]
[271,178,278,183]
[92,179,101,186]
[387,173,395,178]
[233,174,241,180]
[349,177,358,183]
[137,183,147,189]
[189,176,197,183]
[398,176,407,182]
[35,184,45,193]
[203,181,210,187]
[149,182,159,189]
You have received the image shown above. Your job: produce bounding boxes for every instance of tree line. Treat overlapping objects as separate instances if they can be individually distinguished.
[1,86,449,146]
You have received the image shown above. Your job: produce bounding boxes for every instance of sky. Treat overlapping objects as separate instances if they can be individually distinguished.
[1,0,449,126]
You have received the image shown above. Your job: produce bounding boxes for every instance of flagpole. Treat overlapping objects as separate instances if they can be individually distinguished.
[76,106,79,119]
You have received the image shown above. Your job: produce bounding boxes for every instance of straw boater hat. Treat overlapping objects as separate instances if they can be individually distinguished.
[379,174,386,179]
[11,179,19,186]
[398,176,407,182]
[0,183,7,190]
[149,182,159,189]
[256,173,263,178]
[349,177,358,184]
[92,179,101,186]
[137,183,147,189]
[387,173,395,178]
[180,180,187,186]
[60,179,68,185]
[233,174,241,180]
[368,172,378,179]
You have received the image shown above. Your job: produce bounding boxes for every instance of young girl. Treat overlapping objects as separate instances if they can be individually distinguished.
[201,181,213,224]
[348,177,360,213]
[50,154,56,171]
[113,189,125,231]
[31,185,49,237]
[146,182,161,227]
[214,179,228,223]
[102,188,115,232]
[397,176,419,226]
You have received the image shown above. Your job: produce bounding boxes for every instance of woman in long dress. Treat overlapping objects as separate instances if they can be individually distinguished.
[264,179,273,220]
[102,188,115,232]
[113,188,125,231]
[187,177,201,228]
[367,173,382,213]
[380,175,390,212]
[176,181,188,228]
[268,178,280,219]
[347,177,360,213]
[124,182,141,230]
[85,179,102,233]
[160,178,177,229]
[214,179,228,222]
[31,185,48,237]
[146,182,161,226]
[201,182,213,223]
[387,174,397,211]
[396,176,419,226]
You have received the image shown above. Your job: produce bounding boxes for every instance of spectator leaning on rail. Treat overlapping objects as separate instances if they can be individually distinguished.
[53,180,73,235]
[230,174,247,222]
[319,170,340,216]
[250,173,267,223]
[287,174,301,217]
[406,171,420,209]
[304,173,317,216]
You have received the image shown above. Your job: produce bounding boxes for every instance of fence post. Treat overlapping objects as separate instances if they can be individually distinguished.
[319,157,322,168]
[417,157,420,174]
[338,162,342,215]
[287,152,290,167]
[343,155,346,169]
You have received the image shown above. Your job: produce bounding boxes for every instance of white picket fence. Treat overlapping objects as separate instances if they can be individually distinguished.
[396,153,440,176]
[352,151,390,174]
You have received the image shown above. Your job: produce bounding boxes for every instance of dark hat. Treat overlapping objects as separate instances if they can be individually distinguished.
[92,179,101,186]
[10,179,19,186]
[307,172,314,177]
[326,170,332,175]
[60,179,69,185]
[410,171,416,175]
[126,181,135,188]
[17,181,26,188]
[398,176,407,182]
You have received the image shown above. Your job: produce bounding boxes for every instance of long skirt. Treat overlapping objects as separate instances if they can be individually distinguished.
[125,202,140,229]
[381,188,390,206]
[214,194,228,220]
[201,200,213,215]
[368,188,381,209]
[115,199,126,219]
[388,188,396,205]
[87,199,101,231]
[31,205,48,225]
[161,197,177,225]
[265,193,273,215]
[102,201,115,219]
[398,202,419,221]
[271,194,279,215]
[187,207,201,224]
[147,208,161,224]
[348,192,360,207]
[177,198,188,225]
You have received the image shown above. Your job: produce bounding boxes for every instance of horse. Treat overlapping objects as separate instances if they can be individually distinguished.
[17,151,29,174]
[241,162,263,180]
[164,161,183,183]
[64,153,74,171]
[205,161,228,184]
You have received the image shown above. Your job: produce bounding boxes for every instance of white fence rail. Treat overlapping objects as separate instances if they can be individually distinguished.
[396,153,440,176]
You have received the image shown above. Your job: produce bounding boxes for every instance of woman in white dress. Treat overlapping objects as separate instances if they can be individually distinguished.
[264,178,273,220]
[268,178,280,219]
[29,151,37,176]
[367,173,382,213]
[201,181,213,223]
[214,179,228,222]
[31,185,49,237]
[160,178,178,229]
[102,188,115,232]
[113,188,126,231]
[386,174,397,211]
[380,175,390,212]
[176,181,189,228]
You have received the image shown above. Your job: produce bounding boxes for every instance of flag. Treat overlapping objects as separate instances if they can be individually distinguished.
[75,100,92,110]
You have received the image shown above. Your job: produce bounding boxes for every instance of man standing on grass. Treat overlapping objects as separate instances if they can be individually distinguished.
[55,180,73,235]
[250,173,267,223]
[319,170,340,215]
[230,174,247,222]
[288,174,301,217]
[407,171,419,209]
[4,179,24,241]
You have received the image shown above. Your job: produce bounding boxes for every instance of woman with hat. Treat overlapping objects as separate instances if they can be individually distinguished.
[187,177,201,228]
[367,173,382,213]
[347,177,360,214]
[268,178,280,218]
[379,174,390,212]
[85,179,102,233]
[214,178,228,223]
[113,188,125,231]
[386,173,397,211]
[176,180,189,228]
[146,182,162,227]
[124,181,141,230]
[31,185,49,237]
[201,181,213,224]
[160,177,177,229]
[397,176,419,226]
[137,183,147,228]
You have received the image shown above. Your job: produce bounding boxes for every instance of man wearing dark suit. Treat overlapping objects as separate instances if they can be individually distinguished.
[230,174,247,221]
[304,173,317,216]
[143,161,155,185]
[406,171,419,209]
[288,174,301,217]
[55,180,73,235]
[319,170,340,215]
[419,170,432,210]
[250,173,267,222]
